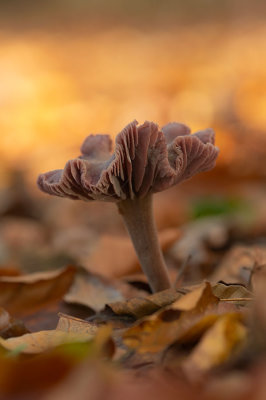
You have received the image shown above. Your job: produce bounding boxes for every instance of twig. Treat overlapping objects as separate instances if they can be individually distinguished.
[220,297,253,302]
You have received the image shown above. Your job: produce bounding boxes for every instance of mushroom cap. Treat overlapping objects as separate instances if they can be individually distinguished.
[37,120,219,202]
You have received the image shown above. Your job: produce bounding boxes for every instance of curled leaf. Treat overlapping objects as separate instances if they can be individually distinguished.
[123,282,220,353]
[184,313,247,376]
[106,288,182,319]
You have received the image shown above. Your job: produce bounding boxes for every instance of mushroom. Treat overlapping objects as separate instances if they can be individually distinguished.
[37,120,219,292]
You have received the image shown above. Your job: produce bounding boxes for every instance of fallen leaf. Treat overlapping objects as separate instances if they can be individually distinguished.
[123,283,220,353]
[106,288,182,319]
[211,245,266,285]
[0,337,111,398]
[212,282,253,306]
[171,281,219,312]
[64,268,147,312]
[0,329,94,354]
[57,313,98,336]
[183,313,247,376]
[123,314,220,354]
[168,217,230,280]
[0,266,76,316]
[0,347,78,398]
[85,228,180,278]
[57,315,115,359]
[0,306,28,339]
[16,300,94,334]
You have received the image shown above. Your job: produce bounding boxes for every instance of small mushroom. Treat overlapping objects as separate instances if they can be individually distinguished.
[37,120,219,292]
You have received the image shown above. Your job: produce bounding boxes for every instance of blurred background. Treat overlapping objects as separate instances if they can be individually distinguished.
[1,0,266,278]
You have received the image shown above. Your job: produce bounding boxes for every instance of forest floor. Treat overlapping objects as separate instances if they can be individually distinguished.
[0,168,266,400]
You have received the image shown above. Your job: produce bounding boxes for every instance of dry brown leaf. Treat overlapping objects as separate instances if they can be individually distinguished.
[17,300,95,333]
[57,316,115,359]
[124,314,221,354]
[0,314,115,359]
[0,329,94,354]
[123,282,220,353]
[0,266,76,316]
[212,283,253,306]
[64,269,124,312]
[183,313,247,376]
[64,268,147,312]
[211,245,266,285]
[106,287,182,319]
[168,217,230,280]
[171,281,219,312]
[0,331,113,398]
[85,228,180,278]
[57,313,98,336]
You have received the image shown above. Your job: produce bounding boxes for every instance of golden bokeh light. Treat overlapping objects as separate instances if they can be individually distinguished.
[1,23,266,186]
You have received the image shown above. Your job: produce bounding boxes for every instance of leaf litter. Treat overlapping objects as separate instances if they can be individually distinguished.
[2,172,266,399]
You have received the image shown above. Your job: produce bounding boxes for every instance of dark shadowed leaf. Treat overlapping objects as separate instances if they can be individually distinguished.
[212,283,253,306]
[0,307,28,338]
[106,288,182,319]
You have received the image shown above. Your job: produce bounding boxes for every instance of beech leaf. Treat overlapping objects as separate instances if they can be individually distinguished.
[57,313,98,336]
[64,268,147,312]
[123,282,220,353]
[0,330,94,354]
[106,288,182,319]
[183,313,247,376]
[0,266,76,316]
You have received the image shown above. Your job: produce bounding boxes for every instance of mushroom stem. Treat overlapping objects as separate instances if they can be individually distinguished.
[117,195,172,292]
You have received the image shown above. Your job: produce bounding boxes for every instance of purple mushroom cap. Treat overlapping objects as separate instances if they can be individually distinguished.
[37,120,219,202]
